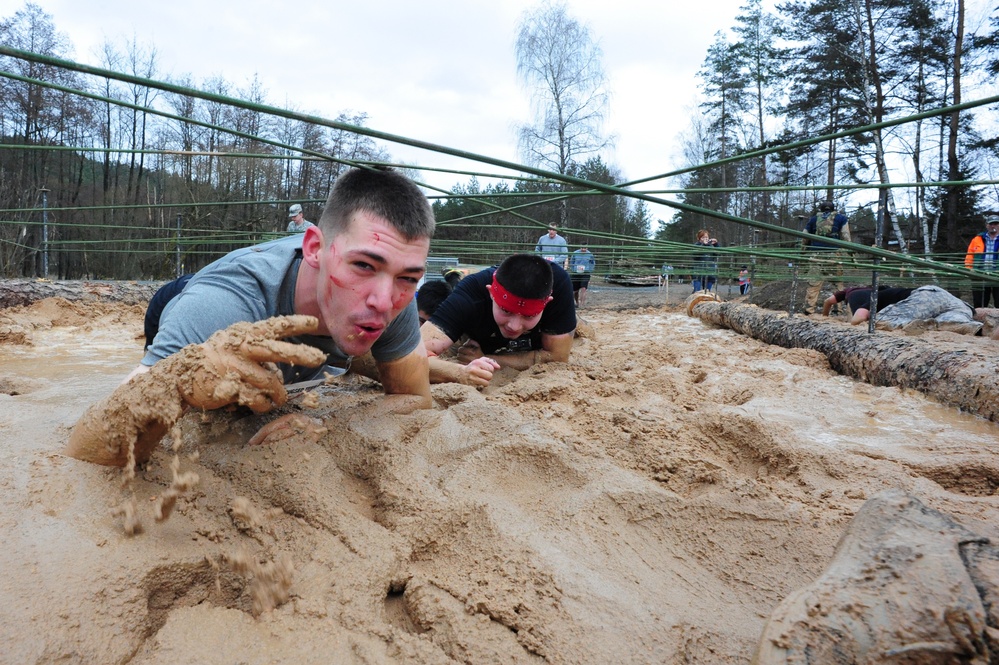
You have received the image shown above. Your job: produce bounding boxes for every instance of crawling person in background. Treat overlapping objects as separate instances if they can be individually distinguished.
[442,267,464,290]
[420,254,576,387]
[416,279,453,324]
[66,167,436,467]
[144,273,193,350]
[821,285,914,325]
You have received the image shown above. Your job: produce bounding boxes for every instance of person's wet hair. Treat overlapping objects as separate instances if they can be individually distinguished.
[416,280,453,322]
[495,254,553,300]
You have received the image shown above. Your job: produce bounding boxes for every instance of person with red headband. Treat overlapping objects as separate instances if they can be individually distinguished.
[420,253,577,386]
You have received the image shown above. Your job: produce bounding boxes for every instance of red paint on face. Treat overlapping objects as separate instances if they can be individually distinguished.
[311,211,429,357]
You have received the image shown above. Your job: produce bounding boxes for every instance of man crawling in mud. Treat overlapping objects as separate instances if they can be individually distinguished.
[420,253,576,386]
[65,167,436,467]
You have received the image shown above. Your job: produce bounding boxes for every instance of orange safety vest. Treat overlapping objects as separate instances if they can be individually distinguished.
[966,233,999,270]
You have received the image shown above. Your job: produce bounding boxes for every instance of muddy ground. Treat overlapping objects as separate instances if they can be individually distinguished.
[1,279,997,664]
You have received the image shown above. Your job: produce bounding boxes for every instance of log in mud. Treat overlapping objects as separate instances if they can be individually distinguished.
[0,278,159,309]
[689,300,999,422]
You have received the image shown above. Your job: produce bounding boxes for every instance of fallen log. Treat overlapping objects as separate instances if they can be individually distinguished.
[688,300,999,422]
[0,278,159,309]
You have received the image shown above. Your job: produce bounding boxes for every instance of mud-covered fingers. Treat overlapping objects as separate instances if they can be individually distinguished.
[237,315,321,341]
[247,413,325,446]
[241,386,287,414]
[239,338,326,368]
[227,360,287,412]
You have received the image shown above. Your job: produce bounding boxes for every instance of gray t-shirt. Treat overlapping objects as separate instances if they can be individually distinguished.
[142,234,422,383]
[535,233,568,264]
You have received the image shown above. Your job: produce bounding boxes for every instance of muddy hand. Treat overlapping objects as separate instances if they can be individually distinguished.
[65,316,326,468]
[175,315,326,413]
[463,356,500,387]
[247,413,327,447]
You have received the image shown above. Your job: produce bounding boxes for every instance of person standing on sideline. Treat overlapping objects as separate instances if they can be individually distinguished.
[965,214,999,309]
[691,230,720,293]
[568,244,596,307]
[535,225,569,270]
[802,200,850,314]
[738,265,750,295]
[286,203,314,233]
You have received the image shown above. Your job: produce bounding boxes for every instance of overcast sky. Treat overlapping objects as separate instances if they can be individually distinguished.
[14,0,771,222]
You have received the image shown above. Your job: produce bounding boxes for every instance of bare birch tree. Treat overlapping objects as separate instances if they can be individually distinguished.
[515,1,611,227]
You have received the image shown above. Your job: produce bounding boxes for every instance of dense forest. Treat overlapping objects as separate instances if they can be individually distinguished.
[1,0,998,283]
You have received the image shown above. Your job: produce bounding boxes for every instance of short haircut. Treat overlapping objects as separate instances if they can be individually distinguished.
[318,167,435,241]
[495,254,553,300]
[416,280,452,317]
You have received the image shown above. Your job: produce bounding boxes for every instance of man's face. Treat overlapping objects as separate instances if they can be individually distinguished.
[988,222,999,236]
[548,228,557,238]
[485,285,550,339]
[312,211,429,356]
[291,212,304,224]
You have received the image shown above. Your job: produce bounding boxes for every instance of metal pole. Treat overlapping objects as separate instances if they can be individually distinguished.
[39,188,49,277]
[789,260,799,315]
[175,213,182,277]
[749,228,759,303]
[868,205,885,333]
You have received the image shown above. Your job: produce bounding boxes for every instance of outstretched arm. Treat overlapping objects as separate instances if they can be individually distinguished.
[456,331,574,372]
[421,322,498,386]
[65,316,325,467]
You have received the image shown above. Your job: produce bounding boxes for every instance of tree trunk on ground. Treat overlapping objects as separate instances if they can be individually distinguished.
[0,279,159,309]
[689,300,999,421]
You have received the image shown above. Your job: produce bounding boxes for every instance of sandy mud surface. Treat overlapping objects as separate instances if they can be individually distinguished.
[1,284,998,664]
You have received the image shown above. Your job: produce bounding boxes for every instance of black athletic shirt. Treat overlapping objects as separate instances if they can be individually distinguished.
[429,264,577,354]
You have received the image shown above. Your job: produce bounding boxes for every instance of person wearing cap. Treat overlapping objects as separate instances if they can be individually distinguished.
[534,225,569,270]
[965,214,999,308]
[420,253,577,386]
[286,203,314,233]
[802,200,851,314]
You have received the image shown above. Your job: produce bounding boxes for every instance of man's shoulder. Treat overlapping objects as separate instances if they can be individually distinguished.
[196,235,300,282]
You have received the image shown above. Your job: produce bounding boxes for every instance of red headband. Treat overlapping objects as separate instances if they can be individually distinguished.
[491,273,550,317]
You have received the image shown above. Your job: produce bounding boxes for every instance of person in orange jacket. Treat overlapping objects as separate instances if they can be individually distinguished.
[965,214,999,308]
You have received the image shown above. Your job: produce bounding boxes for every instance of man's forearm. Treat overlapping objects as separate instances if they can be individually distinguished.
[428,357,470,384]
[65,368,186,467]
[490,349,555,371]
